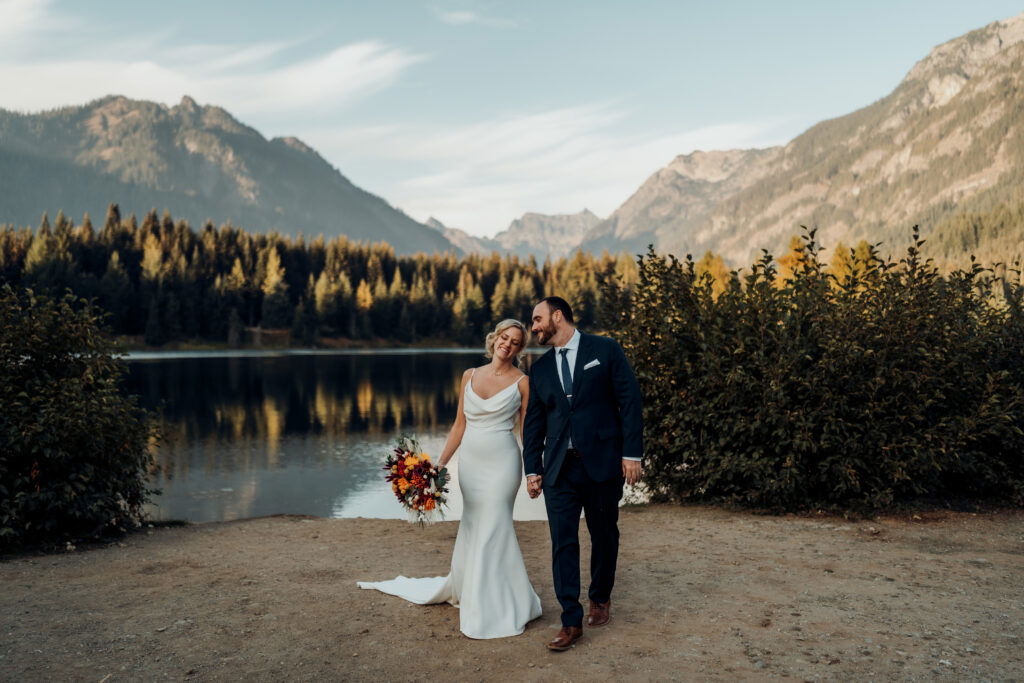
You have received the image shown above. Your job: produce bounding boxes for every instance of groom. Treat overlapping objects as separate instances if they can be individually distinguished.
[523,296,644,651]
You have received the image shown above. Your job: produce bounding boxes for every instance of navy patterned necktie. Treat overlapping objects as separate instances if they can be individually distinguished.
[559,348,573,397]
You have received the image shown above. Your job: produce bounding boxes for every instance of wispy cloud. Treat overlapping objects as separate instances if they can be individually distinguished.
[0,1,425,117]
[0,0,62,40]
[309,104,784,235]
[0,1,781,238]
[431,6,517,28]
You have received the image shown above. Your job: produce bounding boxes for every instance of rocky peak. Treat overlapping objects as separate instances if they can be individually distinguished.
[274,136,318,157]
[664,149,757,183]
[901,12,1024,108]
[494,209,602,258]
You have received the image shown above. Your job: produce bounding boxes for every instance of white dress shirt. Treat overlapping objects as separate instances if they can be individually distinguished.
[555,328,582,396]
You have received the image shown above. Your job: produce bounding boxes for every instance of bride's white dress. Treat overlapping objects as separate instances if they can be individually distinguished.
[357,371,542,639]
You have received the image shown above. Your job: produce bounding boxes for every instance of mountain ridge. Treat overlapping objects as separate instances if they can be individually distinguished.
[584,11,1024,264]
[427,209,601,260]
[0,94,459,255]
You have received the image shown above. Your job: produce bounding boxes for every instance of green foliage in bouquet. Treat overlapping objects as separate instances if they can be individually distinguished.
[602,228,1024,512]
[0,285,158,551]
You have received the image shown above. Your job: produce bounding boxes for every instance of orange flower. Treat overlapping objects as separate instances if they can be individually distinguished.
[404,455,420,468]
[419,453,430,462]
[424,498,436,511]
[397,478,410,493]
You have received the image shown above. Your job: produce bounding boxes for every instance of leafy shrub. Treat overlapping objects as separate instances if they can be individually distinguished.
[0,285,157,550]
[603,229,1024,512]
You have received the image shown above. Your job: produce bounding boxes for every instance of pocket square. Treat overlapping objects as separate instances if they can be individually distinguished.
[584,359,600,370]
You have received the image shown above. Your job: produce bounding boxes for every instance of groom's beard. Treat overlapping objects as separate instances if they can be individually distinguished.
[536,321,557,345]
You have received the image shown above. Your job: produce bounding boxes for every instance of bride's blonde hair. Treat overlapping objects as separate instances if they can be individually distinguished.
[484,319,529,366]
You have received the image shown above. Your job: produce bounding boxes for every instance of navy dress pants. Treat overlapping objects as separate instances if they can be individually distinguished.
[543,453,624,627]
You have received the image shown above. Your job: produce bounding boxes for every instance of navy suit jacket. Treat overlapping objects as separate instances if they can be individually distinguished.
[522,332,643,484]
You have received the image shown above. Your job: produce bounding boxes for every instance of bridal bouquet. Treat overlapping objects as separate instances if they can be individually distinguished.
[384,435,449,524]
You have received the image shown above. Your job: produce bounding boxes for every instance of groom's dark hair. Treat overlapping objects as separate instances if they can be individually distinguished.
[540,296,574,324]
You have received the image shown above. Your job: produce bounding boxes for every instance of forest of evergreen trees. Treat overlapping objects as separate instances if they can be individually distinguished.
[0,205,640,346]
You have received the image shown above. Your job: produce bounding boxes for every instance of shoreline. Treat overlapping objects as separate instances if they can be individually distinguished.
[2,505,1022,680]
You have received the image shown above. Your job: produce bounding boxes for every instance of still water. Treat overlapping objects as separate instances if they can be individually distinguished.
[125,350,548,523]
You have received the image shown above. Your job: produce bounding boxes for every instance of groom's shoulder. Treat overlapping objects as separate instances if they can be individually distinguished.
[526,347,553,373]
[583,331,622,352]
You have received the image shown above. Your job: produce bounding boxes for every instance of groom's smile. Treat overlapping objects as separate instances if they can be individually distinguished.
[531,303,559,345]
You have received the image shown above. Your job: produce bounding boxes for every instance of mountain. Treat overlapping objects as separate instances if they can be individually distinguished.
[586,12,1024,265]
[0,95,458,255]
[425,217,501,255]
[494,210,601,260]
[427,210,601,260]
[584,150,780,256]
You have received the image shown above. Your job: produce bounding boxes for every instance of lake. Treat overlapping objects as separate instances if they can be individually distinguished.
[125,349,548,523]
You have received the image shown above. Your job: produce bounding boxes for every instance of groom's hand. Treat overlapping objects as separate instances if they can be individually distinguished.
[527,475,543,498]
[622,459,643,486]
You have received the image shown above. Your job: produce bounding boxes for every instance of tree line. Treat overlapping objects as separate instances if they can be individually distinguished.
[0,205,639,346]
[604,228,1024,511]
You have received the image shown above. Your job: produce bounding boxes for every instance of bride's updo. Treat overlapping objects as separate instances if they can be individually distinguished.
[484,319,529,366]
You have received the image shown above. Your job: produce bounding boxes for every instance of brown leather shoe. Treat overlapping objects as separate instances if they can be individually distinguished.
[547,626,583,651]
[587,600,611,627]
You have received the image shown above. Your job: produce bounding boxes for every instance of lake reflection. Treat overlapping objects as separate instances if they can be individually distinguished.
[126,350,547,523]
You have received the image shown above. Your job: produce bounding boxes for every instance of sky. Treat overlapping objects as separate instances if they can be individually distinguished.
[1,1,1022,237]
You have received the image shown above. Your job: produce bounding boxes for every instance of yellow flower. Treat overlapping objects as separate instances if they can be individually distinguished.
[419,453,430,462]
[404,455,419,468]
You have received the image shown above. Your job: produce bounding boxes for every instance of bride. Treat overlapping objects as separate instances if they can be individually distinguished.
[358,319,543,639]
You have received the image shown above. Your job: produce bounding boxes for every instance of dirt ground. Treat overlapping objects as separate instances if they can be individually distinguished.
[2,505,1022,681]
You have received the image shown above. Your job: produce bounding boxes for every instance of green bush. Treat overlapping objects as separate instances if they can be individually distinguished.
[0,285,157,550]
[603,229,1024,512]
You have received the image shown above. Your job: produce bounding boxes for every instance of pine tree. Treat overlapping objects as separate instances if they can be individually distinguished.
[224,257,250,325]
[313,271,339,333]
[24,212,73,292]
[141,232,164,284]
[98,251,132,332]
[101,203,121,240]
[490,271,511,321]
[260,246,291,328]
[370,275,392,335]
[561,250,599,326]
[695,251,732,297]
[777,235,809,284]
[355,278,373,338]
[451,266,486,343]
[828,241,855,285]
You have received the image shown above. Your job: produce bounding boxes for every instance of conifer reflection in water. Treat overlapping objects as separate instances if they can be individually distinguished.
[126,351,488,522]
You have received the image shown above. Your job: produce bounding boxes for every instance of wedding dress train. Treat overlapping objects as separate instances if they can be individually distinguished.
[357,372,542,639]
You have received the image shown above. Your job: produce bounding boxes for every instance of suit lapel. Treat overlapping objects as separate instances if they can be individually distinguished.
[570,332,588,406]
[537,349,569,410]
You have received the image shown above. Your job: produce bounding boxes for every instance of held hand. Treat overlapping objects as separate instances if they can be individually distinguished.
[527,475,543,498]
[622,459,643,486]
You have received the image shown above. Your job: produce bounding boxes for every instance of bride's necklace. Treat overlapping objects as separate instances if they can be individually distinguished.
[491,364,511,377]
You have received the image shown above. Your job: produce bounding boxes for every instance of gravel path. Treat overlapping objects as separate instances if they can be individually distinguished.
[2,505,1022,680]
